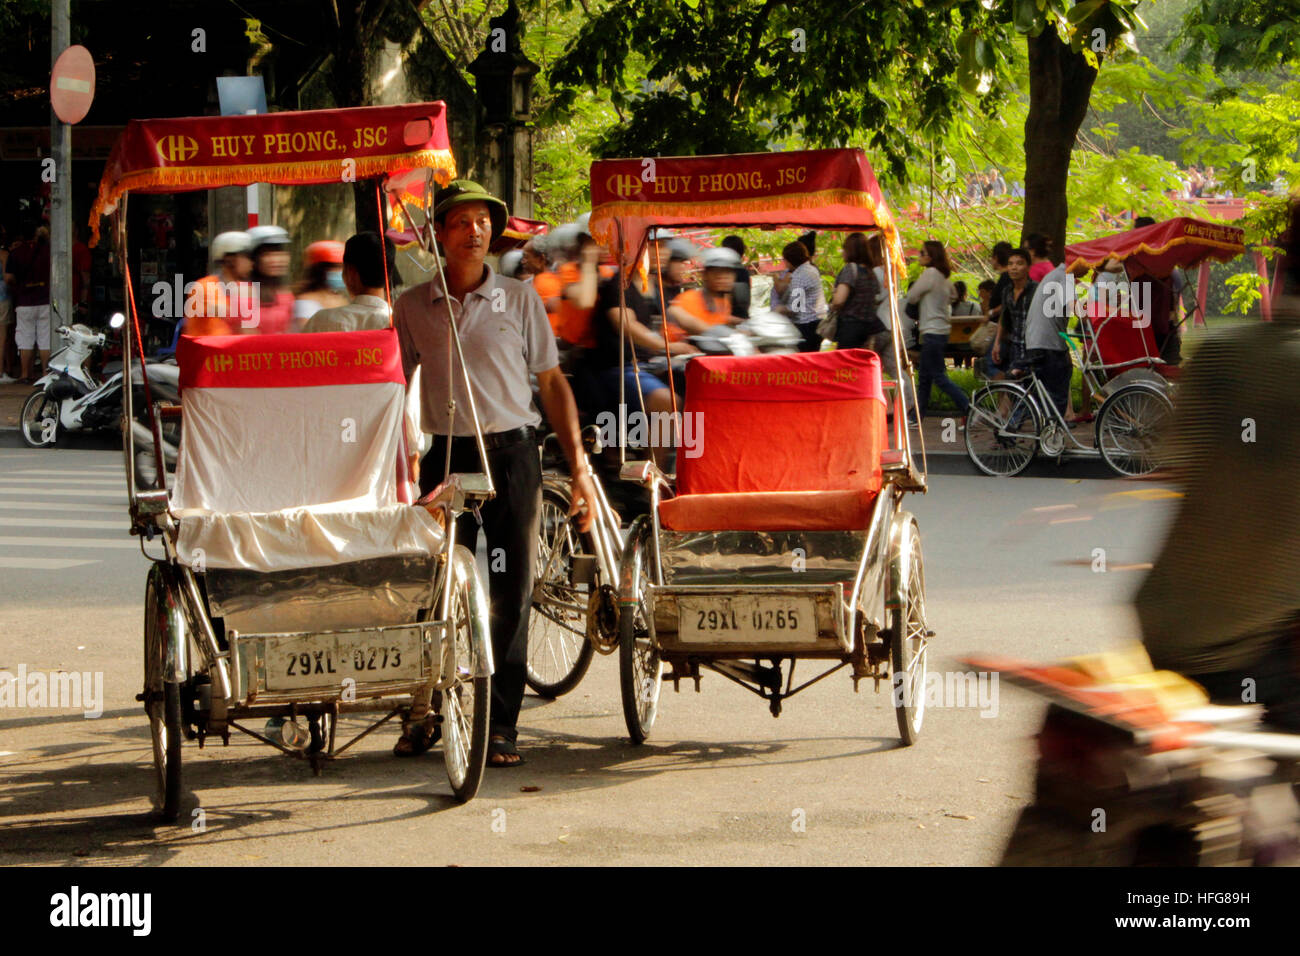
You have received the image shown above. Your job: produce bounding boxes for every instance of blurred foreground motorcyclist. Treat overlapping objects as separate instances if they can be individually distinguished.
[1135,197,1300,730]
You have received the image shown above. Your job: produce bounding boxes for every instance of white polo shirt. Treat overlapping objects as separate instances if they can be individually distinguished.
[303,294,392,333]
[394,265,558,436]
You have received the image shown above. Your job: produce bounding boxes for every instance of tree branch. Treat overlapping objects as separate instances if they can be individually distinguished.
[732,0,783,107]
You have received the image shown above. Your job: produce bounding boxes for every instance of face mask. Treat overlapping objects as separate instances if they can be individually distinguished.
[326,270,346,293]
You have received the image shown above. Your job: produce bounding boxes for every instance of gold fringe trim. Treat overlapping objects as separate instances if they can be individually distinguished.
[89,149,456,246]
[1066,234,1245,272]
[590,188,907,275]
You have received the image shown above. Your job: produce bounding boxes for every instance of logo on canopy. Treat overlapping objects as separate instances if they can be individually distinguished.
[606,173,642,199]
[156,135,200,163]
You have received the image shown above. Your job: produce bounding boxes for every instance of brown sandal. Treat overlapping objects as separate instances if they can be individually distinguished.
[488,735,524,767]
[393,717,440,757]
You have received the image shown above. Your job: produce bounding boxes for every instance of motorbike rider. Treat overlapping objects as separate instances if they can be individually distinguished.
[244,225,297,335]
[667,246,744,336]
[545,218,601,349]
[184,231,254,336]
[646,235,692,330]
[292,240,348,324]
[1134,197,1300,730]
[519,238,547,280]
[720,235,751,318]
[589,263,699,469]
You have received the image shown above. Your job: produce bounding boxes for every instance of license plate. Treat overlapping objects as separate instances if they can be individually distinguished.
[677,595,818,643]
[262,626,425,691]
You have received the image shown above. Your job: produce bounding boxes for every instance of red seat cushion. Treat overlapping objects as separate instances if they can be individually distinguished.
[661,350,887,532]
[658,489,878,532]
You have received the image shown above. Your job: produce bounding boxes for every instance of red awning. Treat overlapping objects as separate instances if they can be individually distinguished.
[588,148,905,277]
[1064,217,1246,279]
[490,215,549,253]
[89,102,457,245]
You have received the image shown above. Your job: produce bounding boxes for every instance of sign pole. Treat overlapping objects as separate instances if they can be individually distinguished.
[246,108,259,228]
[49,0,72,341]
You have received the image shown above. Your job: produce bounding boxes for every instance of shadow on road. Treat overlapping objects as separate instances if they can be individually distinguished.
[924,453,1119,481]
[0,702,906,862]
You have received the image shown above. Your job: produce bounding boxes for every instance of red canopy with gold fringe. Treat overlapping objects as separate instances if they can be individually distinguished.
[88,102,457,246]
[588,148,905,277]
[1064,217,1245,279]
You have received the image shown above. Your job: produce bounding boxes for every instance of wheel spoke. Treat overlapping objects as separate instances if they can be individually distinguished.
[967,386,1037,475]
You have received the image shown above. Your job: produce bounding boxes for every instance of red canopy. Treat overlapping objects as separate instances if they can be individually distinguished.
[491,215,548,253]
[588,148,905,277]
[1064,217,1245,279]
[89,102,457,245]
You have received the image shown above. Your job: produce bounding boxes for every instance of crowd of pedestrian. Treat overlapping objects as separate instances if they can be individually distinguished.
[177,226,394,341]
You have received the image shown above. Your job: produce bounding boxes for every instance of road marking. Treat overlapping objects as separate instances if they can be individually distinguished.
[0,557,100,569]
[4,470,123,477]
[0,501,121,513]
[0,535,137,549]
[0,516,126,529]
[0,477,124,486]
[0,487,124,498]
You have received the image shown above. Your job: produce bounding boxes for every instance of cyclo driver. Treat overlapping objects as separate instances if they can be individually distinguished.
[394,180,596,767]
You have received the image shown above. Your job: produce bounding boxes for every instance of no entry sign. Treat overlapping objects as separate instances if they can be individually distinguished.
[50,45,95,124]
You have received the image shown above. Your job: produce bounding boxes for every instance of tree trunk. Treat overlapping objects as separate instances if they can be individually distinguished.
[324,0,394,234]
[1022,29,1097,263]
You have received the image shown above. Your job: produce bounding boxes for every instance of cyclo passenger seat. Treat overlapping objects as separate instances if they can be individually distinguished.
[658,349,886,533]
[1084,300,1168,376]
[172,329,443,632]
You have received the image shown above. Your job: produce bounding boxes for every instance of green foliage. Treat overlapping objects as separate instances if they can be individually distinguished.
[1170,70,1300,197]
[1223,270,1268,315]
[546,0,996,179]
[1179,0,1300,71]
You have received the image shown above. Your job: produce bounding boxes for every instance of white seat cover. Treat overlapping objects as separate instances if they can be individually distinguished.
[173,329,441,572]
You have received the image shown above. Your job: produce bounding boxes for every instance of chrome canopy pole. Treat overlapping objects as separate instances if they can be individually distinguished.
[886,249,925,480]
[615,219,628,468]
[418,178,495,496]
[118,201,138,504]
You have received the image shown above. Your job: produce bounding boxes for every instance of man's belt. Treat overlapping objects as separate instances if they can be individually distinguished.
[435,425,535,450]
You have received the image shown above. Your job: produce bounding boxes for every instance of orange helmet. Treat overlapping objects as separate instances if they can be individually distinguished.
[304,240,344,267]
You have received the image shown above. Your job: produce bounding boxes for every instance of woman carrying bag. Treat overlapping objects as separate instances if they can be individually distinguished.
[825,232,883,350]
[907,240,970,425]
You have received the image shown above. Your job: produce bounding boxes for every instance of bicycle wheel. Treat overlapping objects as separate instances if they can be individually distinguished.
[964,383,1042,477]
[889,516,929,746]
[618,518,661,745]
[526,486,595,698]
[441,545,490,803]
[1096,384,1173,477]
[143,569,183,821]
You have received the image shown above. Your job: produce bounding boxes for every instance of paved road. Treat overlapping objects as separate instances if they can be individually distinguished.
[0,433,1174,865]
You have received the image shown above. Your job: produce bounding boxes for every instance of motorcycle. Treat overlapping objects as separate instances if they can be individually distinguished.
[971,649,1300,867]
[19,315,180,488]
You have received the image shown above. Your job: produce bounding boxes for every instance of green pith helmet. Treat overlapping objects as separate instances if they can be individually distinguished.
[432,179,509,240]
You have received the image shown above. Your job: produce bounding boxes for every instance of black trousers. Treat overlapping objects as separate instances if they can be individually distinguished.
[420,433,541,742]
[1027,347,1072,415]
[794,320,822,353]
